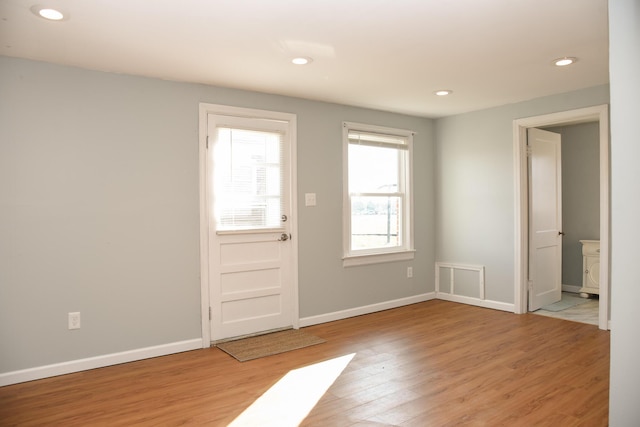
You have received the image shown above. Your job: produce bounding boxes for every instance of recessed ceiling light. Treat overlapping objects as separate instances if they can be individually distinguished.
[434,90,452,96]
[553,57,577,67]
[292,57,312,65]
[30,5,66,21]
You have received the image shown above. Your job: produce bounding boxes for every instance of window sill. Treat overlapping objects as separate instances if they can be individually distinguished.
[343,249,415,267]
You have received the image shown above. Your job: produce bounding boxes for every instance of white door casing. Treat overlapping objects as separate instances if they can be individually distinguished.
[528,128,562,311]
[513,105,610,330]
[199,104,298,344]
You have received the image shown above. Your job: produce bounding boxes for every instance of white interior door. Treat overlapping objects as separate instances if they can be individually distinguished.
[528,128,563,311]
[207,112,295,341]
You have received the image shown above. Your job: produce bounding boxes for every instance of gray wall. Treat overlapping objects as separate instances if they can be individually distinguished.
[0,53,617,384]
[545,123,600,287]
[609,0,640,424]
[435,86,609,304]
[0,56,435,374]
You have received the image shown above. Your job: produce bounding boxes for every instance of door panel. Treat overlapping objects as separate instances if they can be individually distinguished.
[208,112,294,341]
[528,128,562,311]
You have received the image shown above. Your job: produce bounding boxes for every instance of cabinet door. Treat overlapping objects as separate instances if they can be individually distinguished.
[584,255,600,293]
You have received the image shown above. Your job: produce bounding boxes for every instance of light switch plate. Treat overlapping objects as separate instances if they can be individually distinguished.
[305,193,317,207]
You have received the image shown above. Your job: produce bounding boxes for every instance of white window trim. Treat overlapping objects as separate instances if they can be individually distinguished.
[342,121,415,267]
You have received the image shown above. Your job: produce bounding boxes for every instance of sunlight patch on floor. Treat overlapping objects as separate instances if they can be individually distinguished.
[228,353,355,427]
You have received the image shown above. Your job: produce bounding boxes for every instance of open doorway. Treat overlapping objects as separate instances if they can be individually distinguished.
[513,105,609,330]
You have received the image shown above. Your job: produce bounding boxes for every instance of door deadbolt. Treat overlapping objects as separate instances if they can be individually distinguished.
[281,214,288,222]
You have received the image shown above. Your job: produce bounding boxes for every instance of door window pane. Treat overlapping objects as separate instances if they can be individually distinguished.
[214,128,283,231]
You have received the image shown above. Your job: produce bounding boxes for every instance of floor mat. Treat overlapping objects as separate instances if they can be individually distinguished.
[215,329,326,362]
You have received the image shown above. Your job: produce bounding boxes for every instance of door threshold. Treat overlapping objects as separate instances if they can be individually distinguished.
[211,326,294,346]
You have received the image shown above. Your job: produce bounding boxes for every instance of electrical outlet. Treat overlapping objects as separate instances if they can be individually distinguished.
[407,267,413,278]
[68,312,81,330]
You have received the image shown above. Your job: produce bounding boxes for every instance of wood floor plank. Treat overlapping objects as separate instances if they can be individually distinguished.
[0,300,609,426]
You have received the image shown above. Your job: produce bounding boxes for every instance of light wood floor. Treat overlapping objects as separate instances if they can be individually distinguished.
[0,300,610,426]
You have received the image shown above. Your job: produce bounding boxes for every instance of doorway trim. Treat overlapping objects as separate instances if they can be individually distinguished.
[513,104,609,330]
[198,103,300,346]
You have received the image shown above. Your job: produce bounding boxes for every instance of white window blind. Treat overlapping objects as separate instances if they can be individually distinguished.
[213,126,284,231]
[347,130,409,150]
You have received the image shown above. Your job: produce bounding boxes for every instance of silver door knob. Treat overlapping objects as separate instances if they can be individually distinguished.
[278,233,290,241]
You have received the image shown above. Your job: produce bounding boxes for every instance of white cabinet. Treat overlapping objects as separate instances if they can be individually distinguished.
[579,240,600,297]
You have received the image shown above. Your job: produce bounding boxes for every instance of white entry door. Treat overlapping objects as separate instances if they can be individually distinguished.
[206,110,296,341]
[528,128,563,311]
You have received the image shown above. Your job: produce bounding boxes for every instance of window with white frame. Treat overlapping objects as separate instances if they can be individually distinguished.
[343,122,414,266]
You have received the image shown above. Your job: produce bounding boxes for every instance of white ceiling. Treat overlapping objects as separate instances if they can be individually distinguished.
[0,0,609,118]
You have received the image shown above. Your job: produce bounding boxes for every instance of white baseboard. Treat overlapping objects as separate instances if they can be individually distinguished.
[562,284,582,293]
[1,290,516,386]
[0,338,202,387]
[435,292,515,312]
[299,292,436,327]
